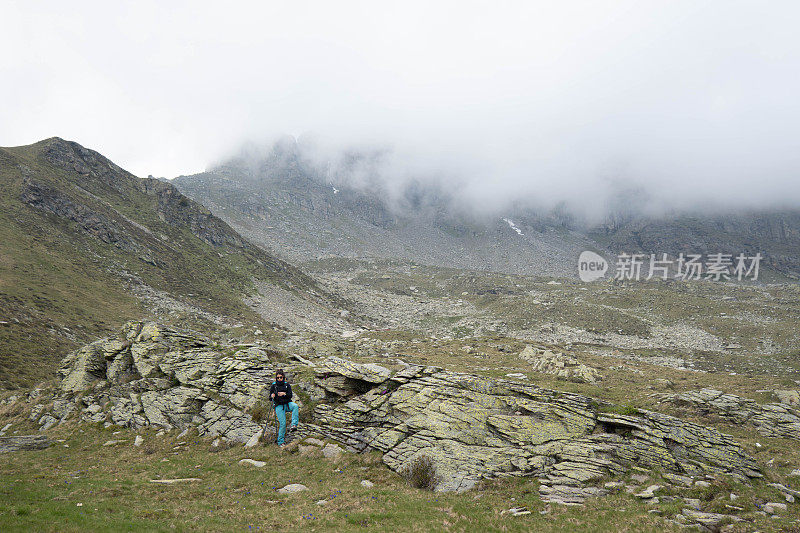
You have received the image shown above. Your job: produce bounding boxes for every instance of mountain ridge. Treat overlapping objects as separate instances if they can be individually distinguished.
[174,141,800,280]
[0,137,350,388]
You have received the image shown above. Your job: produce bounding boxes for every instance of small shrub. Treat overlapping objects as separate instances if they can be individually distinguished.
[249,401,271,424]
[142,444,157,455]
[401,455,442,490]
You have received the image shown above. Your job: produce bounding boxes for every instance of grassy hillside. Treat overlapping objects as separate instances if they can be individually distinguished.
[0,138,342,388]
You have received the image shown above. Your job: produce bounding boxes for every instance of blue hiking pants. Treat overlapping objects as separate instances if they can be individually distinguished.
[274,402,299,445]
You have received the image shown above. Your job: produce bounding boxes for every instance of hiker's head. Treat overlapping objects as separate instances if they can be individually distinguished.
[275,369,286,382]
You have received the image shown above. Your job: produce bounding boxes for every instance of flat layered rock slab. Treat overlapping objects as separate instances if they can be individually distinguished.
[0,435,50,453]
[149,478,202,484]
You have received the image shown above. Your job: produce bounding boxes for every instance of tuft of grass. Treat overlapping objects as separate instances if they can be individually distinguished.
[248,400,271,425]
[401,455,442,491]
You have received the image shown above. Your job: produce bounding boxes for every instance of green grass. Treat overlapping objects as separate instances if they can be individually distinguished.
[3,408,800,532]
[0,419,715,532]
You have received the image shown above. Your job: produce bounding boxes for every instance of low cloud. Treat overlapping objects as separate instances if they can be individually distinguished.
[2,2,799,219]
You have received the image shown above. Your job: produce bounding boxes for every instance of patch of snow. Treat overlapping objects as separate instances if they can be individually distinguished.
[502,218,524,235]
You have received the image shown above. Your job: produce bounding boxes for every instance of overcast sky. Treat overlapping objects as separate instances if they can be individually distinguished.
[2,1,800,214]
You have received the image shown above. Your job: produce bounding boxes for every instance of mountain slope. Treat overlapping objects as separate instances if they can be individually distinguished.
[174,141,800,279]
[0,137,345,388]
[173,142,596,276]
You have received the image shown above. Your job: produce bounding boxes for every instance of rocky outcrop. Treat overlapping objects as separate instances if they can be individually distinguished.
[518,345,601,384]
[20,178,139,253]
[48,323,760,495]
[306,360,759,492]
[659,389,800,441]
[56,321,287,443]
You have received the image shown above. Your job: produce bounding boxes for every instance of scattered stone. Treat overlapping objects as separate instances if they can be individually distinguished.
[316,500,327,505]
[103,440,126,446]
[239,459,266,468]
[244,431,261,448]
[631,474,650,484]
[298,445,318,456]
[634,485,662,498]
[134,435,144,447]
[505,373,528,380]
[681,509,742,529]
[788,469,800,477]
[764,502,787,514]
[150,478,202,484]
[539,484,608,505]
[0,423,11,435]
[211,438,221,447]
[360,480,374,488]
[500,507,532,516]
[768,483,800,498]
[654,379,675,390]
[694,480,711,488]
[518,345,600,384]
[304,438,325,447]
[0,435,50,453]
[683,498,702,511]
[604,481,624,490]
[785,493,795,503]
[39,415,58,431]
[322,443,342,459]
[773,390,800,406]
[277,483,308,494]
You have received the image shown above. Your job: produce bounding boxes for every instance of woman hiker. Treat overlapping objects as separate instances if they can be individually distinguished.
[269,369,299,447]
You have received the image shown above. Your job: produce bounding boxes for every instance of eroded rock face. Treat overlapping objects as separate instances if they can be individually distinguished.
[53,323,761,493]
[308,362,759,492]
[659,389,800,441]
[56,321,282,443]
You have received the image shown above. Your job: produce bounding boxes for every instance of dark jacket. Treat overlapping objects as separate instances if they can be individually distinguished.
[269,380,293,406]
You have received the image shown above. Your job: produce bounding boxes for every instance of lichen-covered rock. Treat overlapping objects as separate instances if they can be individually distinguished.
[195,400,262,443]
[56,323,761,496]
[518,346,600,384]
[660,389,800,441]
[59,340,108,392]
[774,390,800,407]
[309,358,759,492]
